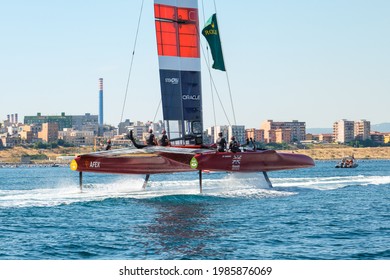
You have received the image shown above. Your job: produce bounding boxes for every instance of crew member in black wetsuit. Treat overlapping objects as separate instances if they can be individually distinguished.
[159,129,169,146]
[216,132,227,152]
[147,129,157,146]
[229,136,240,152]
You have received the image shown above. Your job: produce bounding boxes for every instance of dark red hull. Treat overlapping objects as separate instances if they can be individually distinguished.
[191,150,315,172]
[71,150,194,175]
[70,147,314,174]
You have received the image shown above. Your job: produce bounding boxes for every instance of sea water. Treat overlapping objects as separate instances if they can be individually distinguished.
[0,160,389,260]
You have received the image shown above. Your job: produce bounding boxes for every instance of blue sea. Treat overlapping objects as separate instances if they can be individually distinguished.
[0,160,389,260]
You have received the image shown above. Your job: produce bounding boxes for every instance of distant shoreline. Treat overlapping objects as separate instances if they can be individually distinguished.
[0,163,69,168]
[282,146,390,160]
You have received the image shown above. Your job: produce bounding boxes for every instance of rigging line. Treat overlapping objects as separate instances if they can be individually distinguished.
[119,0,145,124]
[201,0,217,128]
[224,69,236,124]
[199,38,231,126]
[213,4,237,125]
[152,99,162,124]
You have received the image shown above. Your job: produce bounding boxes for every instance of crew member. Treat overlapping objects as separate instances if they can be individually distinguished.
[147,129,157,146]
[159,129,170,146]
[216,132,227,152]
[229,136,240,153]
[105,139,112,150]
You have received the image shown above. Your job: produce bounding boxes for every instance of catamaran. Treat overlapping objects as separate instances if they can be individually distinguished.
[70,0,315,191]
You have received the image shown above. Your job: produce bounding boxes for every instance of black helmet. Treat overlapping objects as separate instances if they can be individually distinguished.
[218,132,223,136]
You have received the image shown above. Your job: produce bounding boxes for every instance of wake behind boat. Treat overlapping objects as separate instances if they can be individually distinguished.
[70,0,315,191]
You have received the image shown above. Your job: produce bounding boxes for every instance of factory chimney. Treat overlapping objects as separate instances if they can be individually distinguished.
[98,78,103,136]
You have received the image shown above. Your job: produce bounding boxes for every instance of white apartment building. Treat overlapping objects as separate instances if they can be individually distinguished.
[261,120,306,143]
[333,119,355,143]
[333,119,371,143]
[228,125,246,144]
[58,128,95,145]
[206,125,246,145]
[354,119,371,141]
[213,125,229,142]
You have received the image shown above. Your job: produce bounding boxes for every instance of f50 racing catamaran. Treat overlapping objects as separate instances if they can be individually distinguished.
[70,0,314,192]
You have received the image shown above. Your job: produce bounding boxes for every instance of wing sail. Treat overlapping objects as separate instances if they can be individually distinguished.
[154,0,202,144]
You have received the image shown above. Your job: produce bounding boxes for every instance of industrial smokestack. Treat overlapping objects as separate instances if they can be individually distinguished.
[98,78,103,136]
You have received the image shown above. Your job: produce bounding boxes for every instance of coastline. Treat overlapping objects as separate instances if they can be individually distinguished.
[282,146,390,160]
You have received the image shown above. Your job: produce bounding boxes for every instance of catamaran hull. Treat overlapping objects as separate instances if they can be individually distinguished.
[71,149,314,175]
[71,153,193,175]
[191,150,315,172]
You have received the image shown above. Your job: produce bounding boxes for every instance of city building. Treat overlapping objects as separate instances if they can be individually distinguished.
[228,125,246,144]
[118,119,133,135]
[7,125,19,136]
[261,120,306,143]
[19,126,34,143]
[25,112,72,131]
[130,122,150,140]
[38,123,59,143]
[275,128,292,144]
[333,119,372,144]
[384,133,390,144]
[0,133,20,147]
[305,133,314,141]
[354,119,371,141]
[245,128,265,143]
[20,124,41,142]
[148,121,164,134]
[103,130,116,139]
[370,132,385,145]
[333,119,355,143]
[319,134,333,143]
[58,128,95,145]
[213,125,229,143]
[204,125,246,145]
[71,113,99,135]
[205,127,215,144]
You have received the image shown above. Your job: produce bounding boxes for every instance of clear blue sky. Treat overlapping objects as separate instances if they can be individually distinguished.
[1,0,389,129]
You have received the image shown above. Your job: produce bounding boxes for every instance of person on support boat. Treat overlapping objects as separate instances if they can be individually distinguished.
[229,136,240,153]
[216,132,227,152]
[159,129,170,146]
[147,129,157,146]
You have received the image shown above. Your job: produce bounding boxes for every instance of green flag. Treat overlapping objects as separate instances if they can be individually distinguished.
[202,14,226,71]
